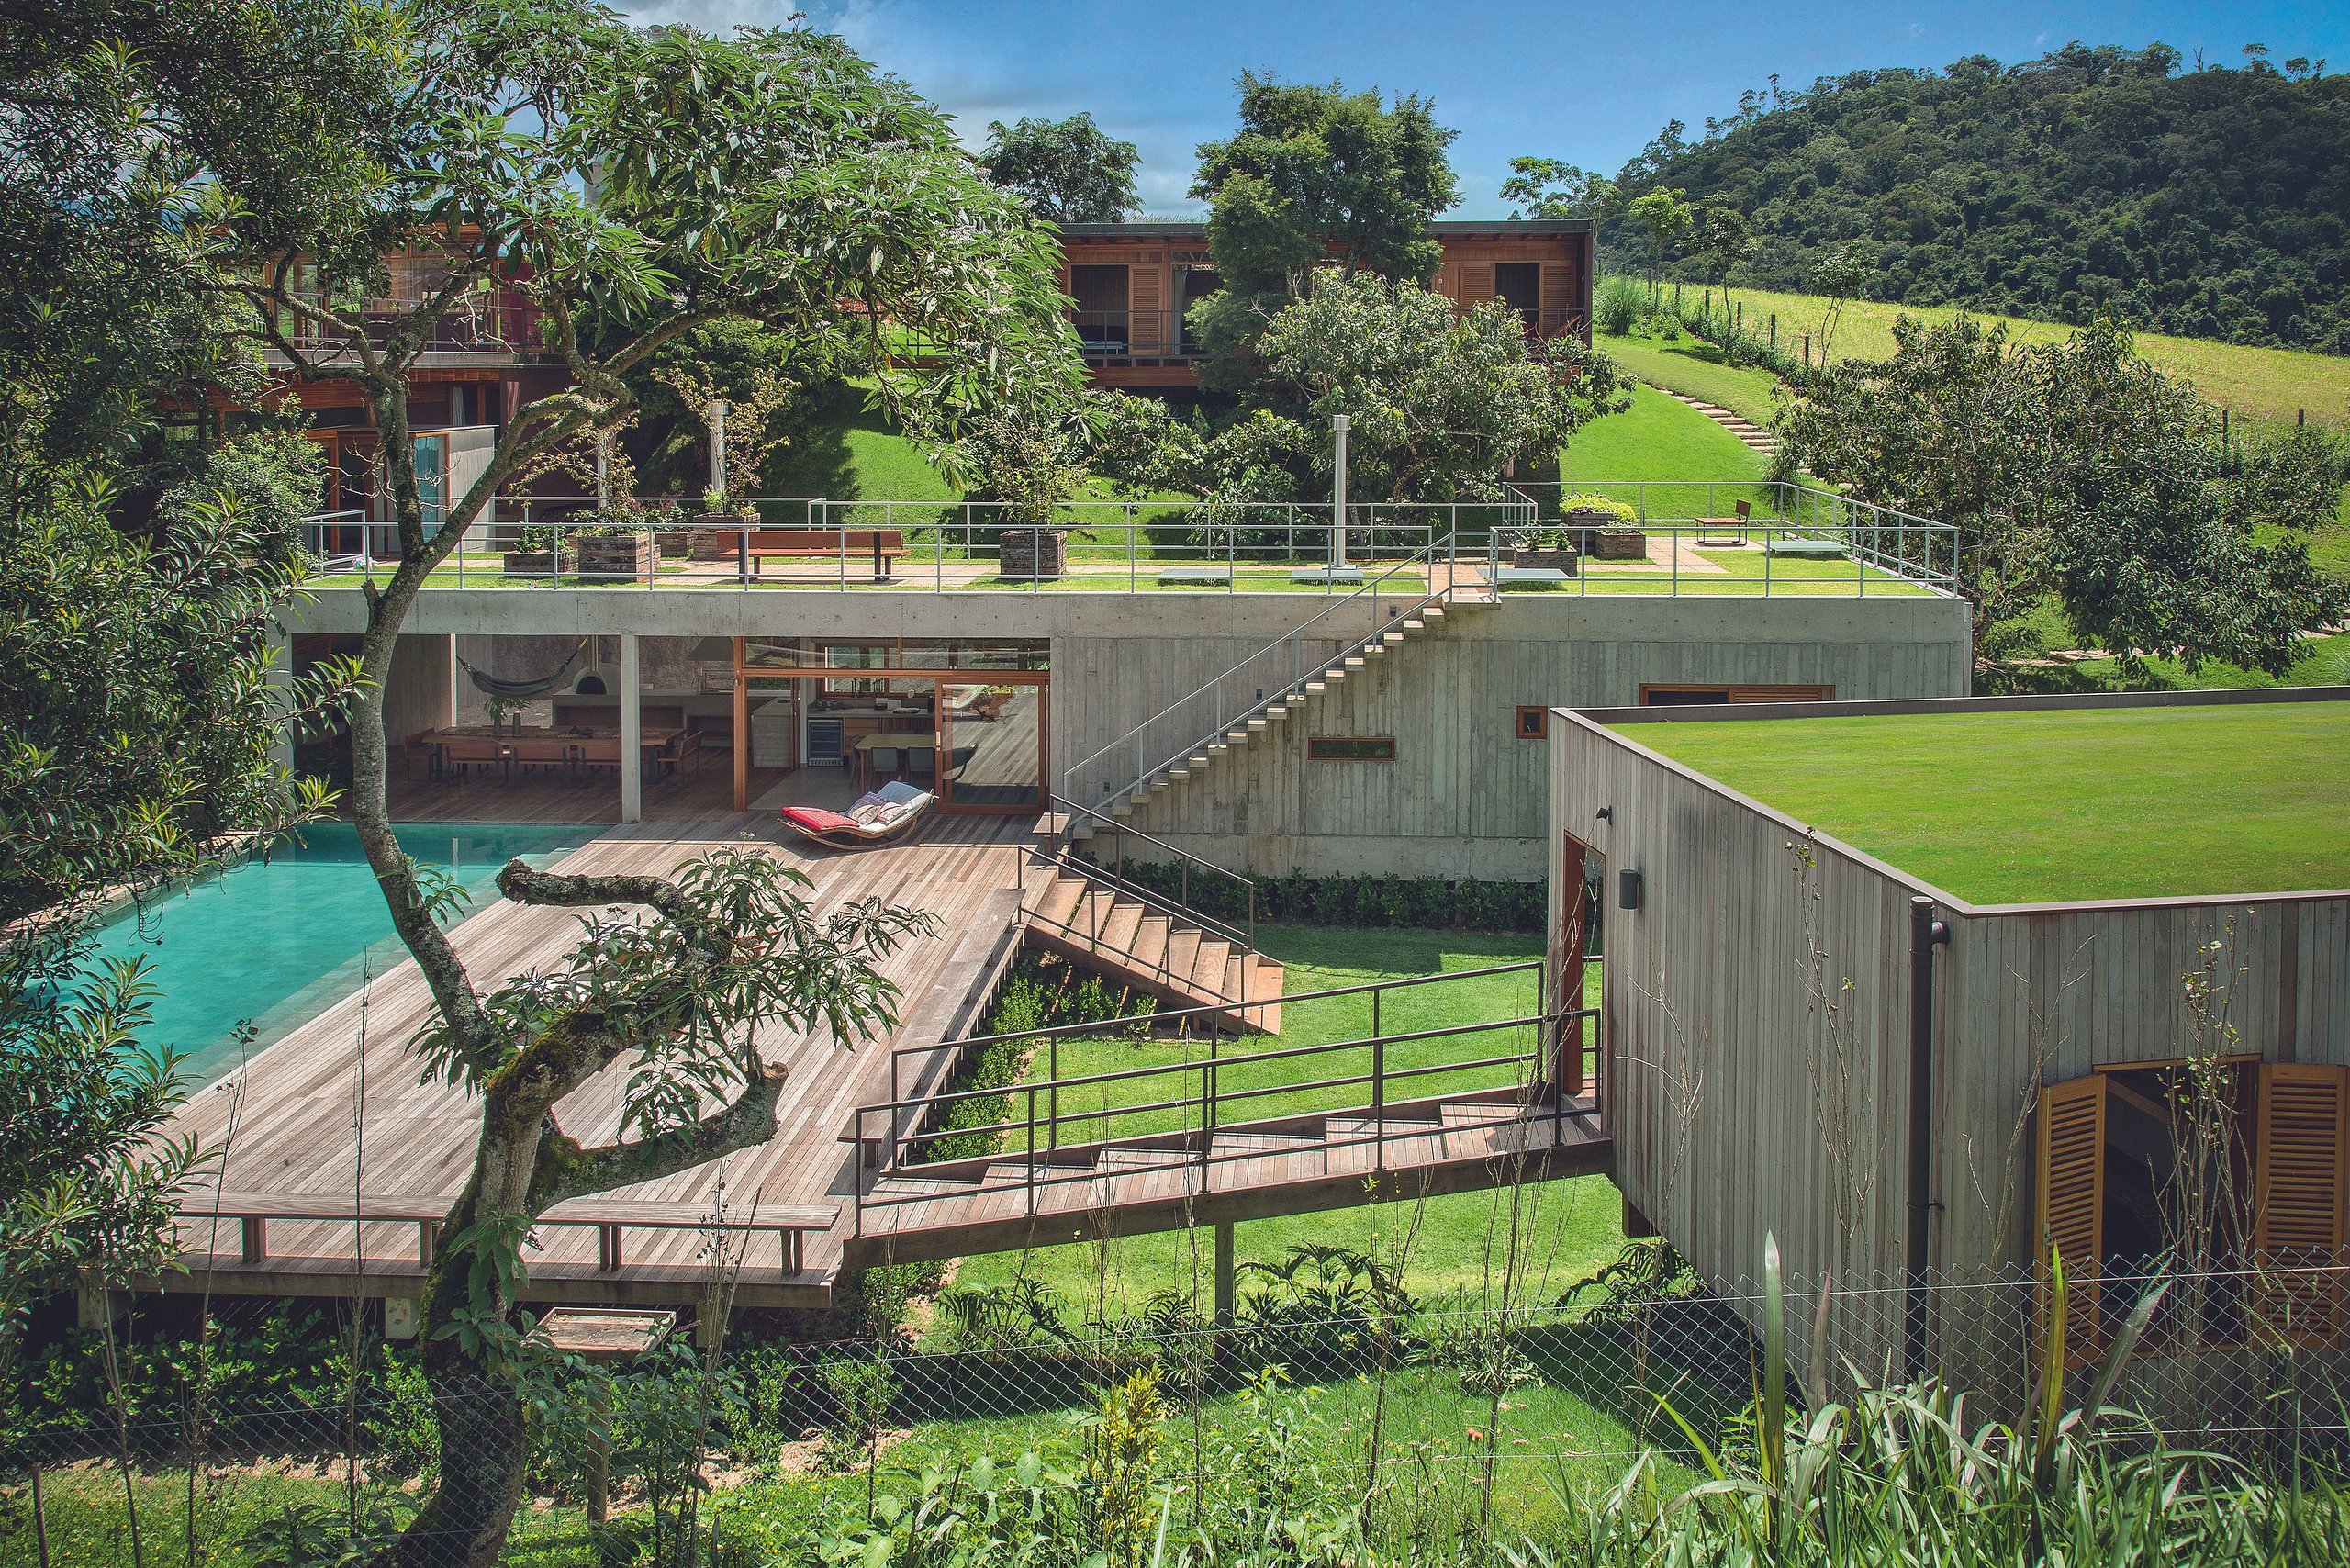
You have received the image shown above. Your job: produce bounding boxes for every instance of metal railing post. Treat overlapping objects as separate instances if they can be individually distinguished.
[1025,1086,1037,1216]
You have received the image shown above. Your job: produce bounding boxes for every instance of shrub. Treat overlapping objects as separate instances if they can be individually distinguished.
[1595,274,1643,337]
[1558,493,1639,523]
[1090,860,1545,933]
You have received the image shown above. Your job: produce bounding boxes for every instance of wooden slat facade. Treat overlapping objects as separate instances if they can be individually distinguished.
[1548,700,2350,1374]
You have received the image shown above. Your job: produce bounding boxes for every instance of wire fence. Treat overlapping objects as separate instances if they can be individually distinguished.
[6,1259,2345,1564]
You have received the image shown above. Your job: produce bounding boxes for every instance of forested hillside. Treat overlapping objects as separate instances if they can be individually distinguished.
[1604,43,2349,352]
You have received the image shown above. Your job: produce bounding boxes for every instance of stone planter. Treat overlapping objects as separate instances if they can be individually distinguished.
[576,535,655,581]
[687,512,759,560]
[1000,526,1068,580]
[1511,547,1580,575]
[1593,528,1650,561]
[501,549,569,579]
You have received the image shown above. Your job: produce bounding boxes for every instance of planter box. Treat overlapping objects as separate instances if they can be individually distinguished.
[501,550,569,578]
[688,513,759,560]
[1511,547,1580,576]
[576,536,655,581]
[1000,527,1068,580]
[1593,529,1650,561]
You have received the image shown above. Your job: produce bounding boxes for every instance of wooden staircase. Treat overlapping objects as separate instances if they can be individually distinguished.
[1022,862,1282,1035]
[1079,602,1454,835]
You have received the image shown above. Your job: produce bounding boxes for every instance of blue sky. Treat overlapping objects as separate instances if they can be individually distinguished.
[620,2,2350,216]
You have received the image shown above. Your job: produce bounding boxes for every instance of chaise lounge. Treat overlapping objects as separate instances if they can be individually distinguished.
[779,780,934,847]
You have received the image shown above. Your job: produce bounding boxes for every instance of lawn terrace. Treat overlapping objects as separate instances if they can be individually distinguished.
[1611,697,2350,904]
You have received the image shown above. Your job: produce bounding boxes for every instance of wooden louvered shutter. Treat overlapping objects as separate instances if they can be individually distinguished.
[1550,836,1591,1095]
[2035,1075,2107,1368]
[2253,1063,2350,1348]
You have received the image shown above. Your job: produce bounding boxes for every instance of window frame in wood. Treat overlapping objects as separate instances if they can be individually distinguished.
[1305,735,1397,762]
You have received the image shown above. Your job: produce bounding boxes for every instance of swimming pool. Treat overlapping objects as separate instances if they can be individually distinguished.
[87,821,594,1088]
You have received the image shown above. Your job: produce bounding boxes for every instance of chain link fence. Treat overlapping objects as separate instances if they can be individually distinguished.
[5,1257,2346,1564]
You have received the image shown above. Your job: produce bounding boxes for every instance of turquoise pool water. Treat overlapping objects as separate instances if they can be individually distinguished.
[88,822,593,1087]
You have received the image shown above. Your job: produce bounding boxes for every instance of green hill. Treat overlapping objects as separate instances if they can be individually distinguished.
[1606,44,2350,353]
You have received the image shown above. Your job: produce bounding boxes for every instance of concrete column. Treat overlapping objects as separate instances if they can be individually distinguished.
[619,633,642,823]
[265,625,295,772]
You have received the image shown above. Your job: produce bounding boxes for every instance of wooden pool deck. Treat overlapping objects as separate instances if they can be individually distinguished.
[163,805,1028,1310]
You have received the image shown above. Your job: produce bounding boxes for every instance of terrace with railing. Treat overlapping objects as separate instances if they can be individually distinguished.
[300,480,1960,599]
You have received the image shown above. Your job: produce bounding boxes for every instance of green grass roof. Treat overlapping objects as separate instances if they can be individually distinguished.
[1613,702,2350,903]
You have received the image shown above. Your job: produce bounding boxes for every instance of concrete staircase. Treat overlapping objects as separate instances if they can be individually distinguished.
[1663,389,1779,459]
[1021,862,1283,1035]
[1080,602,1453,833]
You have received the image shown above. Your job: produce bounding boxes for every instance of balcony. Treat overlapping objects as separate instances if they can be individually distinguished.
[268,297,544,367]
[1072,308,1203,363]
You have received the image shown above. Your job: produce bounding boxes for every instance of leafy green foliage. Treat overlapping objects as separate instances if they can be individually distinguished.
[981,113,1141,224]
[1500,158,1615,221]
[916,961,1157,1166]
[1602,43,2350,350]
[1780,314,2345,669]
[1188,73,1460,396]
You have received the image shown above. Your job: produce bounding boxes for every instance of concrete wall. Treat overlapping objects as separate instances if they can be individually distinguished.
[1122,596,1973,878]
[297,587,1972,880]
[381,634,454,745]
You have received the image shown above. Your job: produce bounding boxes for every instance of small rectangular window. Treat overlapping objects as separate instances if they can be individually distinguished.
[1639,683,1834,706]
[1307,735,1395,762]
[1516,706,1550,739]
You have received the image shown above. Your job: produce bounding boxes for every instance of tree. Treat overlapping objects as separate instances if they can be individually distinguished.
[1625,188,1692,304]
[1806,239,1876,361]
[1693,203,1752,297]
[1147,274,1628,508]
[1498,157,1616,222]
[1779,314,2344,673]
[980,113,1141,223]
[1188,73,1459,393]
[51,8,1088,1562]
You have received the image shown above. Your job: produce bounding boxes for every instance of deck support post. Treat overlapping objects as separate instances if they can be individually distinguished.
[619,633,643,823]
[1213,1221,1236,1328]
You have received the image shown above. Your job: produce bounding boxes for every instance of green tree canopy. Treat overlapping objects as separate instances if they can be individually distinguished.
[1780,315,2344,673]
[1123,274,1627,509]
[981,112,1141,222]
[1187,73,1460,394]
[1606,43,2350,350]
[1498,157,1617,222]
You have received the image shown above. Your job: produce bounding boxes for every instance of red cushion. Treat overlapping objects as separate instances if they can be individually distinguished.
[780,806,860,833]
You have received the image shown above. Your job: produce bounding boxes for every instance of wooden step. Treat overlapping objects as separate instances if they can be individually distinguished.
[1164,925,1203,988]
[1031,874,1086,929]
[1098,899,1146,958]
[1125,912,1172,977]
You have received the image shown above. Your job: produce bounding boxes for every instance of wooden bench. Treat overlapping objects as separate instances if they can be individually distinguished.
[180,1191,839,1277]
[734,528,906,583]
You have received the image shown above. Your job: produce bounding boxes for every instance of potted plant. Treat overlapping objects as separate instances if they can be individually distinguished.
[967,407,1085,580]
[501,523,571,578]
[1560,493,1646,559]
[574,517,656,581]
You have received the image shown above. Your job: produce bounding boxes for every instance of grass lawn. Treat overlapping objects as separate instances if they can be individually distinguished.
[1712,286,2350,438]
[946,924,1626,1320]
[1562,384,1769,490]
[1598,330,1786,426]
[1620,702,2350,903]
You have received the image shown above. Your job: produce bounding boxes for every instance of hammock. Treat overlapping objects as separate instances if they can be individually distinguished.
[458,639,588,700]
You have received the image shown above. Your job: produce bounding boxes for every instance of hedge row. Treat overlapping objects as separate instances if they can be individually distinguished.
[1092,858,1545,934]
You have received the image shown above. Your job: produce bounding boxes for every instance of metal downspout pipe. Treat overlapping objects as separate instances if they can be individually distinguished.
[1906,895,1953,1378]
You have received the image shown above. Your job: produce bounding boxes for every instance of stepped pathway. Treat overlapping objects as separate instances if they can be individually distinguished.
[1081,602,1458,831]
[1021,864,1282,1035]
[1663,389,1780,458]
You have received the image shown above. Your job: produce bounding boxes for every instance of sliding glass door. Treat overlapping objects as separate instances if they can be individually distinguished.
[939,681,1043,810]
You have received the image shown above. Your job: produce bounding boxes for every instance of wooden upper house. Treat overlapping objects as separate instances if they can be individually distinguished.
[1057,219,1595,388]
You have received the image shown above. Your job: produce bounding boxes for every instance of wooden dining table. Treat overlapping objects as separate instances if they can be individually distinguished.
[427,724,686,785]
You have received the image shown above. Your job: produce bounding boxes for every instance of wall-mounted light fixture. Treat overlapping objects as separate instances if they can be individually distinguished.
[1595,806,1613,823]
[1617,868,1644,911]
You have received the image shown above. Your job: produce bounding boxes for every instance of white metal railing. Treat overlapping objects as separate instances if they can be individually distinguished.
[293,480,1958,599]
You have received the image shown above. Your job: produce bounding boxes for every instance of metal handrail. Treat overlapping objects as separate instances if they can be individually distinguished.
[1021,843,1251,955]
[851,1000,1599,1231]
[1059,531,1459,809]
